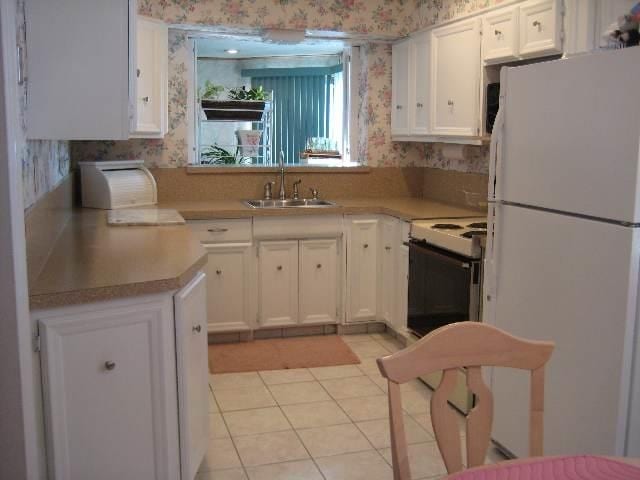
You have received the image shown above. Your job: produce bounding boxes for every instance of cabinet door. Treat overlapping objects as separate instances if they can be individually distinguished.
[259,241,299,327]
[430,19,481,136]
[483,6,520,63]
[25,0,135,140]
[204,244,253,332]
[299,239,339,324]
[347,217,379,322]
[132,17,168,138]
[395,244,410,332]
[411,33,431,135]
[380,218,399,325]
[39,297,179,480]
[175,272,209,480]
[519,0,562,58]
[391,41,411,135]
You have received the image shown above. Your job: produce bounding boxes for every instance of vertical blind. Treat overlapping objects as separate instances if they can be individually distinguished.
[243,65,343,165]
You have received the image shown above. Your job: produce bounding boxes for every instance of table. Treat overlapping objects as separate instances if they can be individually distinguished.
[444,455,640,479]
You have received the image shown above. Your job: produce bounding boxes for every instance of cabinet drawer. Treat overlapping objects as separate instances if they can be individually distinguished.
[189,219,252,244]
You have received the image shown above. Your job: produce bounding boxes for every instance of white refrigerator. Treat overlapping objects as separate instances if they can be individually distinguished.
[484,46,640,458]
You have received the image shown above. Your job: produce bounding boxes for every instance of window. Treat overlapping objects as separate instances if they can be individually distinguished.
[193,35,358,168]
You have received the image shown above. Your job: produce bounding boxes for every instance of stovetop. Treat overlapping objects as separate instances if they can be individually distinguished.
[410,217,487,258]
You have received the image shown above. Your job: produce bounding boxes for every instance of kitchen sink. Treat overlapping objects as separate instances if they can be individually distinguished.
[244,199,337,209]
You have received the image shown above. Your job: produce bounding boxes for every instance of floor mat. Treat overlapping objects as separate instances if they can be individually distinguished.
[209,335,361,374]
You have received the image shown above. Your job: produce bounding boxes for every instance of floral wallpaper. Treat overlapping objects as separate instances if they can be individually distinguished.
[17,0,70,210]
[73,0,502,173]
[137,0,417,37]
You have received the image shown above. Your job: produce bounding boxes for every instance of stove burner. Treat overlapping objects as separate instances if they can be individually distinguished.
[466,222,487,229]
[432,223,464,230]
[461,230,487,239]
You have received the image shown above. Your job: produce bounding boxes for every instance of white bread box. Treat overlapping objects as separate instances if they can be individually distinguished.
[79,160,157,209]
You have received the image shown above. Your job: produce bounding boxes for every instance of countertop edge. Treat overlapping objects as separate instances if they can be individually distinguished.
[30,250,208,311]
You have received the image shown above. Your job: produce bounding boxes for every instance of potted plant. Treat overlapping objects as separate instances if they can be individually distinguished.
[201,86,271,121]
[199,145,252,166]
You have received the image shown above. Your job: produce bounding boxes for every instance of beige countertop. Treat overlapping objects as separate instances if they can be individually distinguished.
[30,197,483,309]
[160,197,484,221]
[29,209,207,310]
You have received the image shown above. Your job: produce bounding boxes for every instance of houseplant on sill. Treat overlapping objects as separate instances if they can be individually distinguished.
[200,145,252,166]
[201,85,270,121]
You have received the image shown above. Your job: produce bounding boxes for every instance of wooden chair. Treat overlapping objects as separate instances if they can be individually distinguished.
[376,322,554,479]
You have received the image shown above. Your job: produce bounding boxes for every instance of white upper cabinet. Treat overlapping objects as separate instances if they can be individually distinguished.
[483,6,520,63]
[430,18,482,137]
[258,241,299,327]
[26,2,169,140]
[131,17,168,138]
[411,32,431,135]
[518,0,563,58]
[26,0,136,140]
[391,40,411,135]
[299,239,339,325]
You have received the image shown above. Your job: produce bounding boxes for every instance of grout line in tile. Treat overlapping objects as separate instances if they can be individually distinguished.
[278,402,329,480]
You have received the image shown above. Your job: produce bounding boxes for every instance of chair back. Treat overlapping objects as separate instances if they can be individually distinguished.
[377,322,554,479]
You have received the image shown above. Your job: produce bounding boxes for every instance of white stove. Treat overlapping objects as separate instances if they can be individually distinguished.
[410,217,487,258]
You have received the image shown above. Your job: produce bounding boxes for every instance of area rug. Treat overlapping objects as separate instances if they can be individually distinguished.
[209,335,361,374]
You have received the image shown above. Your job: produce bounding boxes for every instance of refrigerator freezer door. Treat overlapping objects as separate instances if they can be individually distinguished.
[496,47,640,223]
[485,204,640,457]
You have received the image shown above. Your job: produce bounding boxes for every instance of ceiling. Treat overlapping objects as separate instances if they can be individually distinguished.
[196,35,345,59]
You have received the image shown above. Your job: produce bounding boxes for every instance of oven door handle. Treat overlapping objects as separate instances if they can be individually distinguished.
[408,241,473,269]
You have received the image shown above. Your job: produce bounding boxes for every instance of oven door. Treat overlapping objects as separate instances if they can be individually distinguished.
[407,240,481,338]
[407,240,481,414]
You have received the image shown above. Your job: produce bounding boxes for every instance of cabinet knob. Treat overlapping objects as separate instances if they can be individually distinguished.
[142,96,150,104]
[363,243,369,249]
[385,246,392,251]
[104,361,116,371]
[208,227,229,233]
[316,263,322,269]
[396,105,402,110]
[277,265,283,271]
[494,29,502,36]
[416,102,423,108]
[193,325,202,333]
[447,99,454,106]
[136,68,141,78]
[216,269,222,275]
[533,20,541,30]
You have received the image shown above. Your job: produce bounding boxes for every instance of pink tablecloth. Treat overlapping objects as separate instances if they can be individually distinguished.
[447,455,640,480]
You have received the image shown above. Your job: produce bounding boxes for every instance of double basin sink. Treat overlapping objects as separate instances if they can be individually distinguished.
[245,199,337,209]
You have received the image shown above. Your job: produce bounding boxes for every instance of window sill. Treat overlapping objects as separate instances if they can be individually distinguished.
[186,166,372,174]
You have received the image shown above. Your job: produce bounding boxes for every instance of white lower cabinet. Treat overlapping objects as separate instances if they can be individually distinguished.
[174,273,209,480]
[346,216,379,322]
[396,243,410,332]
[258,240,300,327]
[258,238,340,327]
[380,217,400,326]
[37,295,182,480]
[299,239,339,324]
[204,243,253,332]
[35,275,209,480]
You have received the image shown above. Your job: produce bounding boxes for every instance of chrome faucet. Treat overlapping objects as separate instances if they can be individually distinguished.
[278,151,286,200]
[292,179,302,200]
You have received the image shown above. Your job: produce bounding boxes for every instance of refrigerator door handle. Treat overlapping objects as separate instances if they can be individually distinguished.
[488,106,504,202]
[483,204,498,325]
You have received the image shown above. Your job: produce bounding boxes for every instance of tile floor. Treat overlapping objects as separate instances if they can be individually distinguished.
[198,332,507,480]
